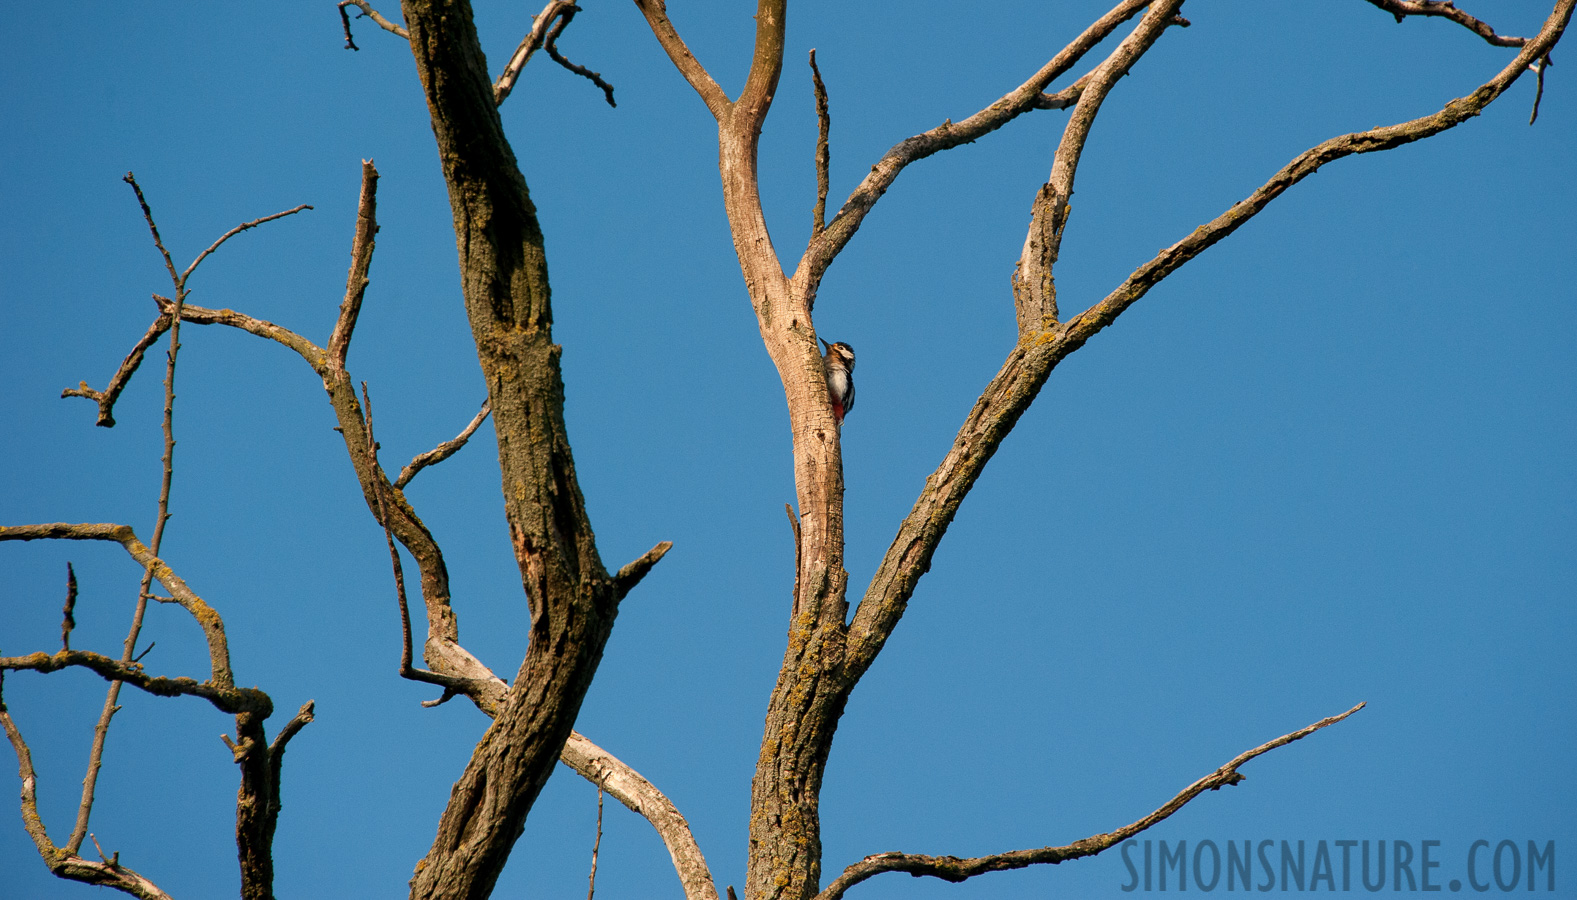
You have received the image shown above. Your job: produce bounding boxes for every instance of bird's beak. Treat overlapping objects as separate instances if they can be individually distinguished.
[818,337,831,352]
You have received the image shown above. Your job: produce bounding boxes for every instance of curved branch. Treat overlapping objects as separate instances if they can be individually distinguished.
[632,0,731,118]
[1363,0,1528,46]
[816,703,1366,900]
[0,649,269,715]
[396,399,492,488]
[543,12,617,108]
[182,205,313,285]
[561,732,720,900]
[0,523,236,689]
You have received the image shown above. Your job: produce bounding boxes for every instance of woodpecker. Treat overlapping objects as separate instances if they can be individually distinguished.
[819,337,856,425]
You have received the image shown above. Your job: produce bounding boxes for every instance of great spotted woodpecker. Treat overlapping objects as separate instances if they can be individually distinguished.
[819,338,855,425]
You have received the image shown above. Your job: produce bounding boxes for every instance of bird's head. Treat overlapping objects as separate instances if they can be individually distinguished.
[819,338,855,372]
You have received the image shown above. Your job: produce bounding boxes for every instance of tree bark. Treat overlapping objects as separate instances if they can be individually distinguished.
[398,2,621,898]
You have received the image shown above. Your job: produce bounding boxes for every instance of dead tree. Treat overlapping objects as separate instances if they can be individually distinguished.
[2,1,1569,899]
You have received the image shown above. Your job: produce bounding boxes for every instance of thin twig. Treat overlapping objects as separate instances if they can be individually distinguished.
[587,786,604,900]
[395,399,491,488]
[181,205,313,285]
[544,10,617,107]
[122,174,179,290]
[338,0,408,50]
[809,50,831,239]
[816,704,1366,900]
[360,382,413,676]
[1530,51,1552,123]
[71,174,196,853]
[89,833,118,867]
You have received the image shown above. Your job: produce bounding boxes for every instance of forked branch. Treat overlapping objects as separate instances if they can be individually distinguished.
[816,704,1366,900]
[0,679,174,900]
[338,0,408,49]
[794,0,1156,291]
[0,523,235,688]
[845,0,1575,675]
[496,1,617,107]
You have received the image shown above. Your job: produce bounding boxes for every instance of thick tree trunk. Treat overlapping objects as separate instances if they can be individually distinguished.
[398,2,621,898]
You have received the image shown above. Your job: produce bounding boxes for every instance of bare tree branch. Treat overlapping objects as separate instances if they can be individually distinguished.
[59,166,508,723]
[792,0,1154,296]
[268,700,315,758]
[496,0,577,106]
[809,50,830,240]
[586,786,603,900]
[71,183,190,851]
[561,731,721,900]
[632,0,731,118]
[0,524,235,688]
[339,0,408,50]
[398,0,644,889]
[396,399,492,488]
[1530,50,1553,122]
[60,313,167,427]
[329,160,380,366]
[361,383,501,709]
[0,677,174,900]
[613,541,674,600]
[816,703,1367,900]
[1363,0,1528,46]
[0,649,268,714]
[845,0,1575,679]
[181,205,313,285]
[543,9,617,107]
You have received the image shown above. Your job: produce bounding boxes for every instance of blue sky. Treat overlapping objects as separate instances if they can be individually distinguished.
[2,2,1573,898]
